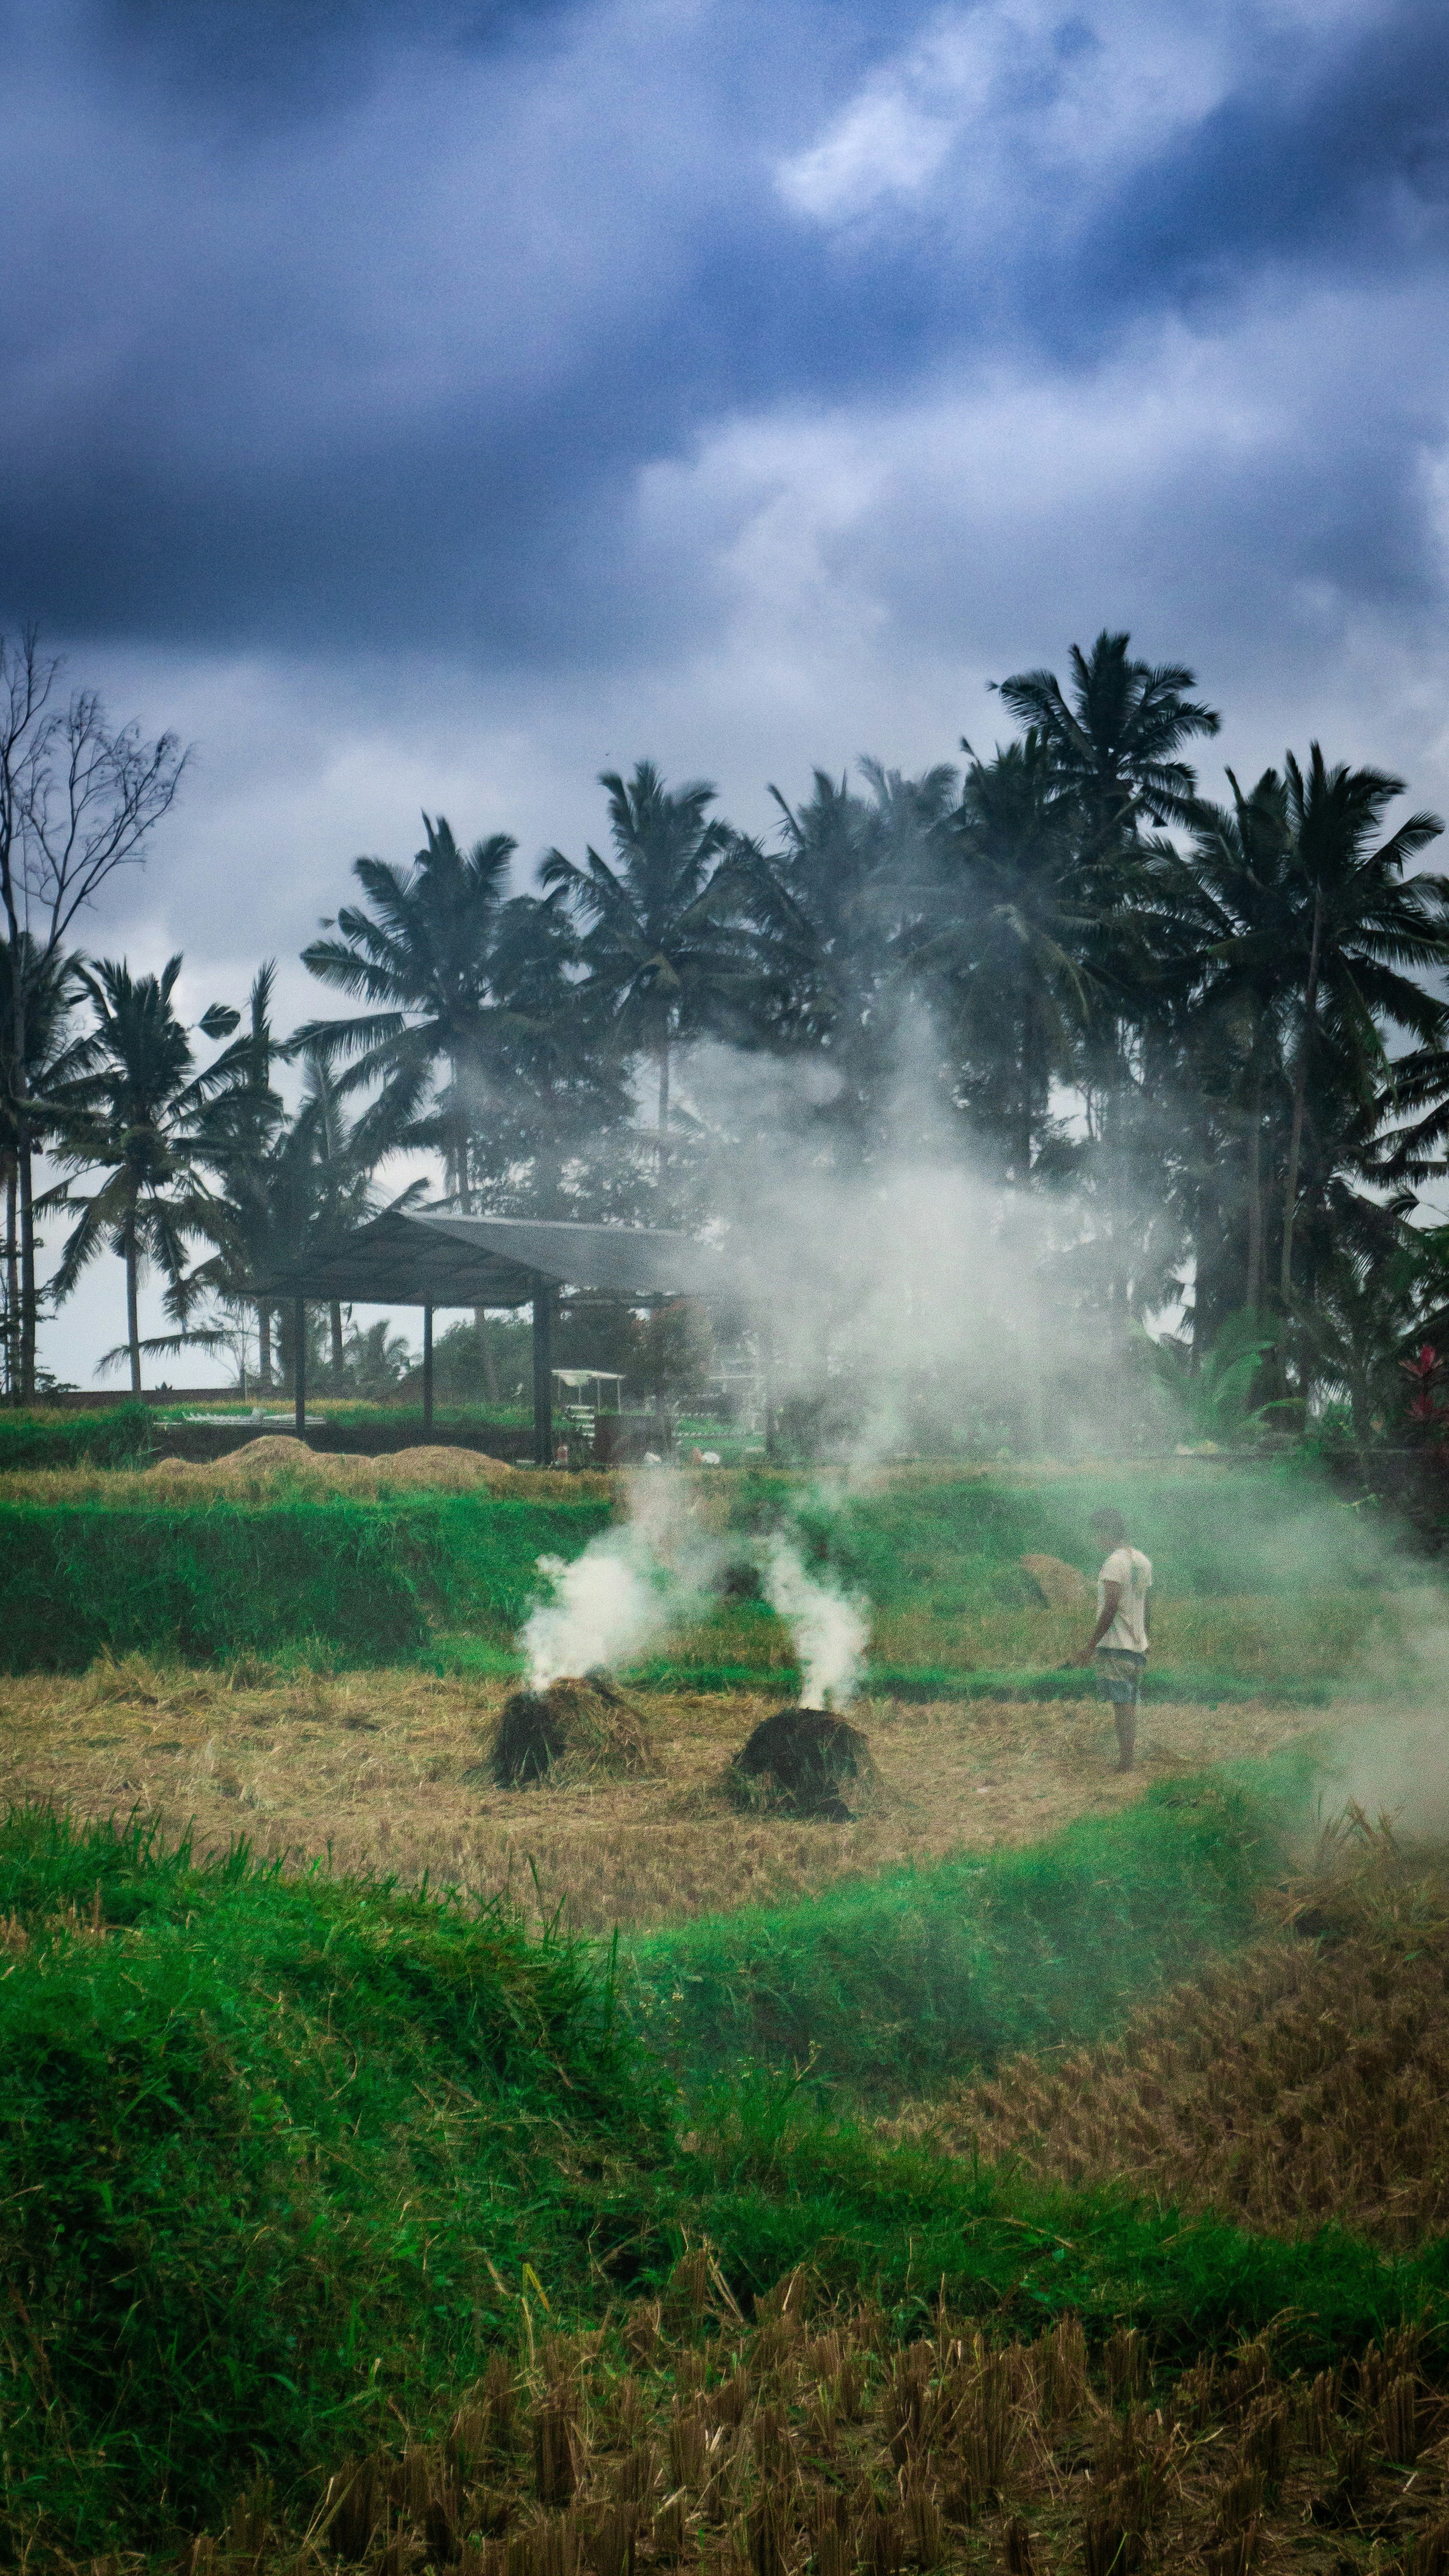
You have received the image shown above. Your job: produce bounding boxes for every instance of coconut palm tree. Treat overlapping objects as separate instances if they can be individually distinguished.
[1275,747,1448,1304]
[995,628,1221,846]
[540,762,754,1164]
[0,935,92,1398]
[185,1028,413,1390]
[462,880,635,1217]
[51,956,251,1391]
[738,759,957,1135]
[296,815,526,1210]
[1164,769,1299,1318]
[919,732,1096,1178]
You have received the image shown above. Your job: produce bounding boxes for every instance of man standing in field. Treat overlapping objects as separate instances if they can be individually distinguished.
[1076,1507,1152,1772]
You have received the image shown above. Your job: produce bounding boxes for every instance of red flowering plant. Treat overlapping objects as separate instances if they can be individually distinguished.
[1402,1343,1449,1443]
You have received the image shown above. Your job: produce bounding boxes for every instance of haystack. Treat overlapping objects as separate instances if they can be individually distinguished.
[1020,1552,1089,1610]
[145,1438,518,1495]
[726,1706,881,1822]
[210,1435,321,1476]
[377,1444,517,1490]
[487,1674,658,1788]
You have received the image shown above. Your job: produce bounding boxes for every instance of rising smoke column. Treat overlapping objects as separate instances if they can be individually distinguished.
[762,1535,869,1707]
[520,1470,724,1687]
[666,1026,1180,1464]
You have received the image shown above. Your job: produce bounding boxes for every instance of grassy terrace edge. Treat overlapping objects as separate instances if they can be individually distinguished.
[621,1765,1304,2099]
[0,1755,1372,2554]
[0,1493,612,1669]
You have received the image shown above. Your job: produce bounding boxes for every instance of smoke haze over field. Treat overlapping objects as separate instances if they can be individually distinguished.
[522,1470,875,1701]
[673,1034,1176,1461]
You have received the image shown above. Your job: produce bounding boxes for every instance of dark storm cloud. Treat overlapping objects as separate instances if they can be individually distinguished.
[2,0,1447,663]
[93,0,576,121]
[1064,3,1449,327]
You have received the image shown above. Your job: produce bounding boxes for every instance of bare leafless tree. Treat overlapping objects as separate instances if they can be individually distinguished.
[0,629,188,1399]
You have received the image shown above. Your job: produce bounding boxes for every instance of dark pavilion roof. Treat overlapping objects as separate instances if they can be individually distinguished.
[250,1210,720,1308]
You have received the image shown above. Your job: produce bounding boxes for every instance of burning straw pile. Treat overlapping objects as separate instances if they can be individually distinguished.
[725,1706,882,1821]
[488,1674,658,1787]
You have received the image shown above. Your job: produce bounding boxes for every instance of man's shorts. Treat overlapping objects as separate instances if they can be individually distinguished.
[1095,1648,1146,1705]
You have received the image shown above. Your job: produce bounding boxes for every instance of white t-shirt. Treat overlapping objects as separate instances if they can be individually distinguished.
[1097,1546,1152,1655]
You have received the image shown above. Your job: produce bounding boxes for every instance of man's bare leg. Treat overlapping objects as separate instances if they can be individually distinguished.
[1114,1703,1137,1772]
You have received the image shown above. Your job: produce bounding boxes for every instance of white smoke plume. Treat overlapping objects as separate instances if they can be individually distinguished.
[521,1469,725,1688]
[762,1535,870,1708]
[667,1019,1177,1466]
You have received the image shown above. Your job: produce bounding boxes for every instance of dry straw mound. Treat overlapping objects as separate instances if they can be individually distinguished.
[145,1437,523,1496]
[1019,1552,1090,1610]
[488,1674,658,1788]
[893,1819,1449,2245]
[726,1706,882,1821]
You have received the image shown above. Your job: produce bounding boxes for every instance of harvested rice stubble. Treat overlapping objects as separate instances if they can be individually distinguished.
[886,1838,1449,2245]
[173,2266,1449,2576]
[0,1668,1330,1932]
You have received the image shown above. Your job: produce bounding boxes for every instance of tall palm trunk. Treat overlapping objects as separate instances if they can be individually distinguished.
[18,1133,36,1401]
[3,1160,16,1400]
[656,1035,670,1174]
[1279,890,1324,1306]
[330,1300,345,1385]
[1017,988,1042,1180]
[125,1222,142,1395]
[1244,1036,1267,1310]
[257,1300,272,1389]
[449,1058,473,1213]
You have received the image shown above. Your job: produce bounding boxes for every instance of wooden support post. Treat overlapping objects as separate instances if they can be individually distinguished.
[532,1287,554,1466]
[422,1303,434,1436]
[294,1297,306,1439]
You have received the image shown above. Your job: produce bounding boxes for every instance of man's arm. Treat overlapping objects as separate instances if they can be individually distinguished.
[1076,1580,1121,1667]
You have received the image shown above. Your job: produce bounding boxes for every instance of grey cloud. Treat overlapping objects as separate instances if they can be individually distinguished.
[5,0,1448,666]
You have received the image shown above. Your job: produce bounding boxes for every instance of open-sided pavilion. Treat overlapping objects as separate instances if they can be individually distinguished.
[252,1211,720,1462]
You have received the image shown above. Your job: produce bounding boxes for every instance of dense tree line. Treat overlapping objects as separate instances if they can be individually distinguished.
[6,625,1449,1437]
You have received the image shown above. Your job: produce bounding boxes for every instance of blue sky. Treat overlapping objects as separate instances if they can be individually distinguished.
[6,0,1449,1375]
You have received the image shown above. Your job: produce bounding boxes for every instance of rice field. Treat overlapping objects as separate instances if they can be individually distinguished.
[888,1820,1449,2248]
[262,2275,1449,2576]
[0,1653,1330,1931]
[6,1443,1449,2572]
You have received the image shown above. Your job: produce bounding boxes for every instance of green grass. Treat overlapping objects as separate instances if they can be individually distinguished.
[3,1770,1444,2557]
[777,1460,1398,1606]
[621,1656,1330,1705]
[0,1454,1414,1689]
[0,1806,664,2549]
[658,1462,1411,1694]
[622,1769,1298,2102]
[0,1494,610,1671]
[0,1400,156,1471]
[655,2105,1449,2372]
